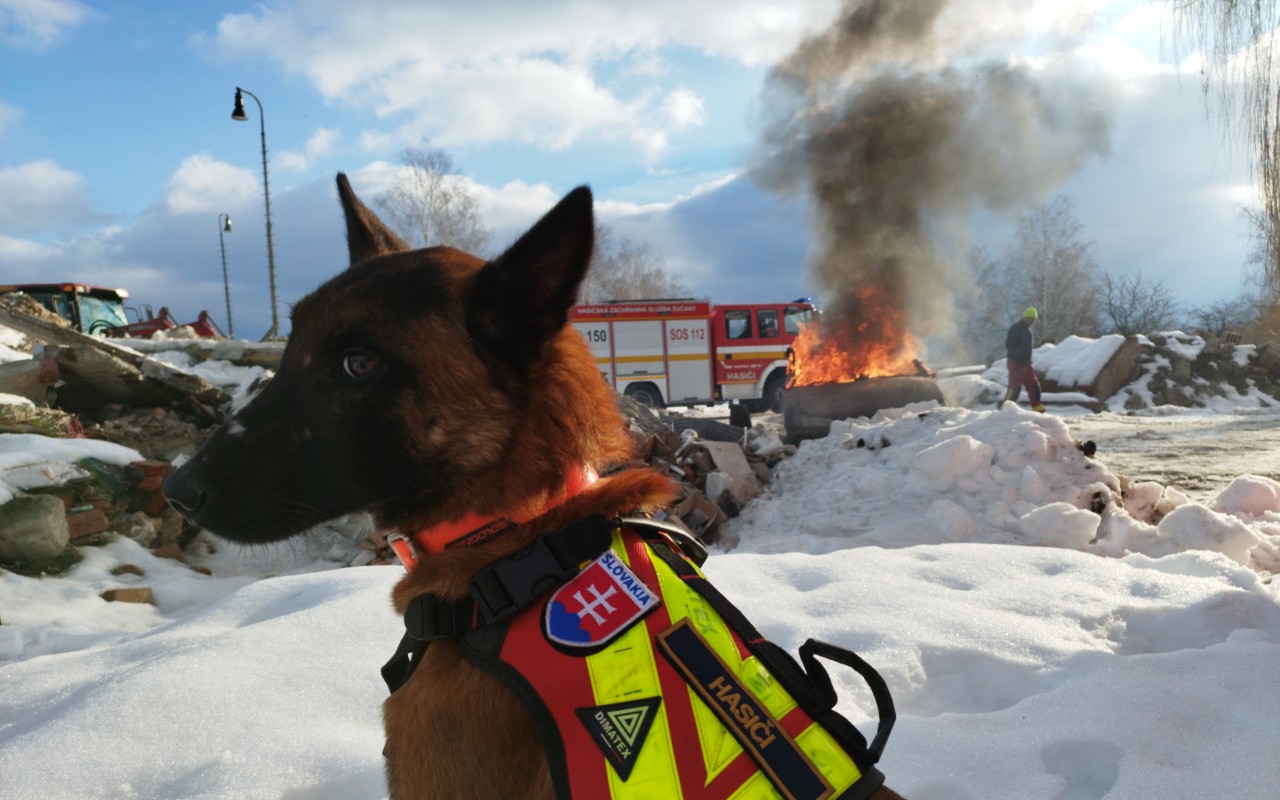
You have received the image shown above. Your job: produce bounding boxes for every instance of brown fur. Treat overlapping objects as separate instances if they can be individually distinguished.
[163,175,904,799]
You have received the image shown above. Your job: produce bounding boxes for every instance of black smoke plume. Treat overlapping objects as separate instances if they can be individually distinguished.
[755,0,1112,371]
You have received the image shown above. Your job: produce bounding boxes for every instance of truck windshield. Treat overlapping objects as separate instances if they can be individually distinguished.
[78,295,129,334]
[784,306,813,335]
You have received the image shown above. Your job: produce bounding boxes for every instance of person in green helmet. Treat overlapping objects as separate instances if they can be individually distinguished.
[1004,307,1045,412]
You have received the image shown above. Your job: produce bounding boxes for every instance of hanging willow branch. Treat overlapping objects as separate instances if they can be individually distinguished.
[1167,0,1280,301]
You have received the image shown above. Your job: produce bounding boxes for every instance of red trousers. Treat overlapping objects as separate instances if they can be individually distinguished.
[1005,359,1041,406]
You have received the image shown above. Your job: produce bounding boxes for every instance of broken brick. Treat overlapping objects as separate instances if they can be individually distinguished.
[101,587,154,604]
[65,508,109,539]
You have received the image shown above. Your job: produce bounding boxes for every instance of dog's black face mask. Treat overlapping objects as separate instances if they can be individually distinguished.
[162,174,594,543]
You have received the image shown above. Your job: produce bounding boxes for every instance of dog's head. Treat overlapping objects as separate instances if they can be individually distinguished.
[163,174,631,543]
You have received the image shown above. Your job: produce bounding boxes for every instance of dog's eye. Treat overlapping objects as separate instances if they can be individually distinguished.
[340,348,380,381]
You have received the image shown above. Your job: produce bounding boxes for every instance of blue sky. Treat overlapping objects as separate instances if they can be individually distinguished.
[0,0,1257,340]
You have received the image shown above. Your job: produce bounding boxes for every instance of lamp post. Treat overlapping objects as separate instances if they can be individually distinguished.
[231,87,279,340]
[218,213,234,338]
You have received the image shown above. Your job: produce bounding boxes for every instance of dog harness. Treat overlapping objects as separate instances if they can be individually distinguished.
[383,515,895,800]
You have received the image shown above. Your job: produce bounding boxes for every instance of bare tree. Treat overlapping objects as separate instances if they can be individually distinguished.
[952,245,1009,362]
[1189,295,1259,336]
[1100,271,1181,335]
[578,223,688,303]
[999,196,1103,343]
[1167,1,1280,302]
[1243,202,1280,305]
[375,143,491,254]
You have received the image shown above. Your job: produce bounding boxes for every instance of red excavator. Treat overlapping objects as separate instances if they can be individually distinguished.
[0,283,223,338]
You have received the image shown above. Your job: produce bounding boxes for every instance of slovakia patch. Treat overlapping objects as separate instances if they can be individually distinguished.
[544,548,659,650]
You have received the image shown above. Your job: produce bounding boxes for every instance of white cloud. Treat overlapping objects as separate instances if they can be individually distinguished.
[277,126,341,172]
[0,101,20,137]
[0,0,93,49]
[166,154,259,215]
[194,2,844,159]
[0,233,60,264]
[0,159,97,234]
[662,87,707,130]
[358,130,393,153]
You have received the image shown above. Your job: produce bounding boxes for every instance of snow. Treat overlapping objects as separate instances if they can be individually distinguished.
[0,433,142,505]
[1036,334,1126,387]
[3,336,1280,798]
[146,349,271,410]
[0,325,27,363]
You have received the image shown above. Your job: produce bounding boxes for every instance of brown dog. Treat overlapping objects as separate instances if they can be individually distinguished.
[163,175,904,799]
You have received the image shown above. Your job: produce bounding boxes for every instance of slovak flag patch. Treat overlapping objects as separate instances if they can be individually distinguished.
[544,548,660,650]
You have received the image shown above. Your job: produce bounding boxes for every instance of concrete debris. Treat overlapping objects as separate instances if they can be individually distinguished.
[0,494,70,564]
[123,337,285,370]
[0,303,229,417]
[0,356,58,405]
[610,398,793,545]
[0,403,81,437]
[0,292,65,328]
[1114,332,1280,410]
[95,408,211,463]
[1041,335,1142,402]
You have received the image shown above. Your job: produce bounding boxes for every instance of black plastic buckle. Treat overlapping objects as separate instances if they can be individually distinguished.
[469,533,577,624]
[403,594,469,642]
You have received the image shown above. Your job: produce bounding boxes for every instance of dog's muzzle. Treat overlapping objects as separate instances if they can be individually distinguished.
[162,468,206,519]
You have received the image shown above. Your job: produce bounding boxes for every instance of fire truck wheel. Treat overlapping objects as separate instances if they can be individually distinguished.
[624,383,664,409]
[762,372,787,413]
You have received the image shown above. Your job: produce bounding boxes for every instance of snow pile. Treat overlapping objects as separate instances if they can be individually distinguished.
[146,349,271,411]
[728,403,1280,572]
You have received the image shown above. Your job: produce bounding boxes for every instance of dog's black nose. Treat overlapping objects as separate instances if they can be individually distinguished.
[162,469,206,517]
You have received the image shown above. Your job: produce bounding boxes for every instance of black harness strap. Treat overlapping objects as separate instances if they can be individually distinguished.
[469,514,614,623]
[381,514,616,694]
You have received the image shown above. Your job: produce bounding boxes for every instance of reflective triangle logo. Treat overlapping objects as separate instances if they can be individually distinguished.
[576,697,662,781]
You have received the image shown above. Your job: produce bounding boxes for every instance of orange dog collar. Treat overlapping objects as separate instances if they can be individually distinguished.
[388,465,598,569]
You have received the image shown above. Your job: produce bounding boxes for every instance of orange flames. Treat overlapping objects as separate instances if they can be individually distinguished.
[788,285,924,387]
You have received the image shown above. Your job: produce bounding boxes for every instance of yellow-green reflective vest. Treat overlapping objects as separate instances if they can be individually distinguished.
[456,521,894,800]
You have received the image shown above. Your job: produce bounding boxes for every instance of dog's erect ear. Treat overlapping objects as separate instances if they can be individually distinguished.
[336,173,409,265]
[467,185,594,365]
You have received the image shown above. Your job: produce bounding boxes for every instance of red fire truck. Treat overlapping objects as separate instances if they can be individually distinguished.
[570,299,817,411]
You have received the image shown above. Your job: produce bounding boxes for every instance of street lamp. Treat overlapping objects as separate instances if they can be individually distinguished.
[218,213,234,338]
[231,87,279,340]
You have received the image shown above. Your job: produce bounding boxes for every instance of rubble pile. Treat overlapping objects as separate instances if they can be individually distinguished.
[0,454,188,577]
[15,288,1275,584]
[0,299,797,579]
[1114,332,1280,410]
[0,304,226,582]
[613,397,795,543]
